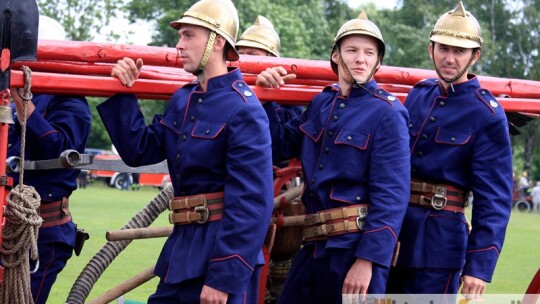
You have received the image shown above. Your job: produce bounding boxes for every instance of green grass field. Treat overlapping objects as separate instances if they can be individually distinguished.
[46,183,540,303]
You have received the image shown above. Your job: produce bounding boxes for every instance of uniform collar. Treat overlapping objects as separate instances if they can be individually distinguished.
[199,67,243,92]
[347,79,378,99]
[439,74,479,96]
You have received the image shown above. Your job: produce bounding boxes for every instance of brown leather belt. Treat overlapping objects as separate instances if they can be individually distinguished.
[39,197,72,228]
[169,192,224,225]
[303,204,368,241]
[409,179,467,213]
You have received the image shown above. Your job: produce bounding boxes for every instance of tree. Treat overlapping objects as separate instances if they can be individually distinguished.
[37,0,120,41]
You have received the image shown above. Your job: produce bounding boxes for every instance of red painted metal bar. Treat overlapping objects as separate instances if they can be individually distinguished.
[9,70,540,113]
[32,40,540,100]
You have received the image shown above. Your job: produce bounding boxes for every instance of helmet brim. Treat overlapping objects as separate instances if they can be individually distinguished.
[430,35,481,49]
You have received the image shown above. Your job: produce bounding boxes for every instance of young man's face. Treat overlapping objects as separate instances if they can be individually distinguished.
[176,24,210,74]
[332,35,380,84]
[429,42,479,84]
[237,46,269,56]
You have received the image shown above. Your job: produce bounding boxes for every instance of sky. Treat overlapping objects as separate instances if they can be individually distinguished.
[93,0,400,46]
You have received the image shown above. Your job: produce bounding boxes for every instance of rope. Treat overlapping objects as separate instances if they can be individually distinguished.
[0,66,42,304]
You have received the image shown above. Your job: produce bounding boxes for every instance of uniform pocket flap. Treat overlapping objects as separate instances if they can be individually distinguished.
[435,127,471,145]
[300,120,324,142]
[334,130,370,150]
[192,121,226,139]
[330,185,365,205]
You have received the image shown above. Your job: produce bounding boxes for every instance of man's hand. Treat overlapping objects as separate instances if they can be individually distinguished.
[342,258,372,297]
[10,87,35,121]
[111,57,143,87]
[461,275,486,300]
[255,66,296,88]
[200,285,228,304]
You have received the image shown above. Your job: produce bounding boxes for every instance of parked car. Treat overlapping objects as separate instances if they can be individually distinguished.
[84,148,114,156]
[89,154,170,189]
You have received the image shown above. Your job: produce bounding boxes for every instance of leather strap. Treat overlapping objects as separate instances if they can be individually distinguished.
[39,197,72,228]
[303,204,368,241]
[409,179,467,213]
[169,192,224,225]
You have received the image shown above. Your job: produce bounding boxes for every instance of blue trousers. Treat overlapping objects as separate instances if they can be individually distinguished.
[277,246,389,304]
[31,242,73,304]
[148,267,261,304]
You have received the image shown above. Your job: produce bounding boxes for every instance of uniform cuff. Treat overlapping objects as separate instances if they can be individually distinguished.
[462,247,500,282]
[25,109,57,142]
[355,227,397,268]
[205,255,255,294]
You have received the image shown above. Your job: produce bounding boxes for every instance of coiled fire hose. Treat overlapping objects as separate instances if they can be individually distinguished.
[65,185,173,304]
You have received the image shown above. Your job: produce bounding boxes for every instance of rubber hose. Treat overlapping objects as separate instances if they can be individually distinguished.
[65,185,174,304]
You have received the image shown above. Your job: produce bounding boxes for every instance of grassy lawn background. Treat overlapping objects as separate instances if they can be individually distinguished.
[46,183,540,303]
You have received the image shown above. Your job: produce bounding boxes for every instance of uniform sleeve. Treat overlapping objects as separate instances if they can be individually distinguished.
[25,95,91,159]
[97,94,167,166]
[463,112,513,282]
[355,106,411,267]
[204,102,274,294]
[263,101,309,161]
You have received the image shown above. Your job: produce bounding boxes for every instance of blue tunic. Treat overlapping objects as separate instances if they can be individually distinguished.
[97,68,274,296]
[267,80,410,295]
[8,94,91,245]
[397,76,512,283]
[8,94,91,303]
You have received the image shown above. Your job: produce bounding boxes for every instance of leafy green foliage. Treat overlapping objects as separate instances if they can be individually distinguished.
[37,0,120,41]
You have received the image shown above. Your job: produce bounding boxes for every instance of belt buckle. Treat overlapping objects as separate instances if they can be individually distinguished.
[431,193,447,210]
[355,206,367,230]
[194,204,209,224]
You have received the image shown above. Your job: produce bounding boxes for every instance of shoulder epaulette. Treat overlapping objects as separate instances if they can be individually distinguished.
[323,84,339,92]
[372,87,399,106]
[476,88,501,114]
[232,80,257,103]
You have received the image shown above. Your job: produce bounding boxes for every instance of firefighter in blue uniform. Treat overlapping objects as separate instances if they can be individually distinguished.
[236,16,304,123]
[6,16,91,304]
[386,2,513,300]
[97,0,274,303]
[257,12,410,302]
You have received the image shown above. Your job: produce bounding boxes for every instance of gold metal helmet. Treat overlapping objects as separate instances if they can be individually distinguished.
[430,1,482,49]
[236,16,281,57]
[330,11,385,74]
[170,0,240,61]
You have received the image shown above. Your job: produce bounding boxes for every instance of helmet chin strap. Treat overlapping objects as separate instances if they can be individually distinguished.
[432,46,478,87]
[193,31,217,77]
[335,45,380,92]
